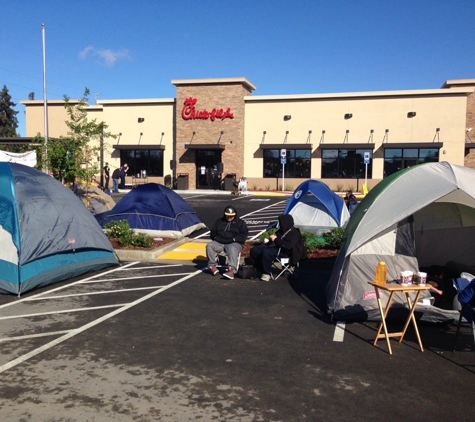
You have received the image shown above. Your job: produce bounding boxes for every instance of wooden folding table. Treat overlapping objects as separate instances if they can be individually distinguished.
[368,281,431,355]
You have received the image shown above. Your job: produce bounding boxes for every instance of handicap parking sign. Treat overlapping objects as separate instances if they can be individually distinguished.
[364,152,370,164]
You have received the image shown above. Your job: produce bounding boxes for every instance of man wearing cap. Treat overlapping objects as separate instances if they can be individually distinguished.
[206,205,248,279]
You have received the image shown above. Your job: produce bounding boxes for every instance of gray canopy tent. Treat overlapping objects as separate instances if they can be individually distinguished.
[326,162,475,322]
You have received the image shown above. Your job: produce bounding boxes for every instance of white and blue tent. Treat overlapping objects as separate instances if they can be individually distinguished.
[0,163,118,295]
[284,180,350,234]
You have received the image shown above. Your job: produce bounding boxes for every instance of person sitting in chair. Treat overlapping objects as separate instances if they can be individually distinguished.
[458,277,475,321]
[250,214,306,281]
[206,205,248,280]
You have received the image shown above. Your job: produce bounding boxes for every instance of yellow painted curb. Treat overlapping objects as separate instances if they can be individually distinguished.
[158,241,208,260]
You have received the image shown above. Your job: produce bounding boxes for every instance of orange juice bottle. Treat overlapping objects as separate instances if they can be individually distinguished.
[375,262,387,284]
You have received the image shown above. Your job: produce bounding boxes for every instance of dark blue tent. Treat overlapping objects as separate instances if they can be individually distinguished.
[95,183,206,238]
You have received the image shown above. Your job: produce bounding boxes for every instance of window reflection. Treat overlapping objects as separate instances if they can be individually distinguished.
[120,149,164,176]
[263,150,311,178]
[384,148,438,177]
[321,149,372,178]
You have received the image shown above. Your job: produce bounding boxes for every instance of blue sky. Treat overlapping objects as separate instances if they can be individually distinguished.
[2,0,474,136]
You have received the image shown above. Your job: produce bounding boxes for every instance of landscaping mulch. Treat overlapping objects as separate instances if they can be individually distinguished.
[109,237,175,251]
[110,238,339,259]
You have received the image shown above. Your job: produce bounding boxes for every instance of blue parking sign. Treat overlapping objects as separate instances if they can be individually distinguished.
[364,152,370,164]
[281,158,286,164]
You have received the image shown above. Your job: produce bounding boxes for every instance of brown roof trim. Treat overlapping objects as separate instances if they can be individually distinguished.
[260,143,313,150]
[185,143,225,150]
[380,143,443,149]
[113,144,165,150]
[318,143,375,150]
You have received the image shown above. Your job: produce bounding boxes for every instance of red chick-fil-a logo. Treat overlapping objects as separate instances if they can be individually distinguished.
[181,97,234,121]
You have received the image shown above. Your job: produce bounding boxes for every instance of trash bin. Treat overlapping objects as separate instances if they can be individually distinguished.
[164,174,172,188]
[224,173,236,191]
[177,173,189,190]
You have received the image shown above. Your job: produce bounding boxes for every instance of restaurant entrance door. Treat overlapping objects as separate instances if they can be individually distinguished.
[196,150,222,189]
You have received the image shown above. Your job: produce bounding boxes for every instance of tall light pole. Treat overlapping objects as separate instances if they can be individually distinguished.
[100,124,104,189]
[42,23,49,174]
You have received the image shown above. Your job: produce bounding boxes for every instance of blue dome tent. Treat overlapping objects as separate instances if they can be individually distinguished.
[95,183,206,238]
[284,180,350,234]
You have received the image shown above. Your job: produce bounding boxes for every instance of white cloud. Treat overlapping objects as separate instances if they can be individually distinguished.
[79,45,95,59]
[78,46,130,67]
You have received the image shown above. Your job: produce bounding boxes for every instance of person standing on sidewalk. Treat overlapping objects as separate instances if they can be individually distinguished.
[103,162,110,190]
[119,163,129,189]
[111,168,120,193]
[206,205,248,279]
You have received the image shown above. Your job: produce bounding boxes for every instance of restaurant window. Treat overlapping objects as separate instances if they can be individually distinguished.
[263,149,311,178]
[321,149,372,178]
[119,149,164,176]
[384,148,439,177]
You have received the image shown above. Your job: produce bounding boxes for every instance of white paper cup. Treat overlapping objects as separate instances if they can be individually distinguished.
[417,271,427,286]
[400,271,413,285]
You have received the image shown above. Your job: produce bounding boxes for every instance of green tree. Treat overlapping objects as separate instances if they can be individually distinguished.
[0,84,19,138]
[40,88,115,184]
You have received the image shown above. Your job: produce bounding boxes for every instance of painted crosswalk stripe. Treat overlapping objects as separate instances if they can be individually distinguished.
[333,321,346,342]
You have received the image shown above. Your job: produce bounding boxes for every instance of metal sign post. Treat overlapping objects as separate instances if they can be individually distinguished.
[364,151,370,187]
[281,149,286,192]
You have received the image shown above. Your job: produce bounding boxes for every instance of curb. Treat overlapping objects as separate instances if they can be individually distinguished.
[114,237,189,261]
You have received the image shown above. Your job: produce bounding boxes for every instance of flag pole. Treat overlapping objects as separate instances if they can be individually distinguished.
[42,23,49,174]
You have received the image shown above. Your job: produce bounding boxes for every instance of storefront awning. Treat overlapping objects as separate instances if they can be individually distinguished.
[113,144,165,150]
[259,143,313,150]
[318,143,375,150]
[465,143,475,148]
[380,143,443,149]
[185,143,225,150]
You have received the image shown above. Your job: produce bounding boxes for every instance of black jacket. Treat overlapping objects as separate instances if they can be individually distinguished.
[274,214,307,265]
[112,168,120,179]
[210,216,248,245]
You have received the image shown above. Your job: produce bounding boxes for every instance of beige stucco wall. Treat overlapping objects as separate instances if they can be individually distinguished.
[21,100,76,138]
[97,99,175,176]
[243,88,471,190]
[20,78,474,192]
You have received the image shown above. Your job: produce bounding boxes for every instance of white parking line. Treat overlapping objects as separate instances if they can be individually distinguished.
[122,264,183,270]
[25,285,167,301]
[0,330,72,343]
[333,321,346,342]
[79,272,192,284]
[0,269,202,374]
[0,304,128,321]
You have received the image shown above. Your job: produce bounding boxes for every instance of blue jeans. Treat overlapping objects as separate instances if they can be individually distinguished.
[112,178,119,192]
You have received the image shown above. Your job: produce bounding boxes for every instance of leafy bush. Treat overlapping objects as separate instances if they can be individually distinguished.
[104,219,154,248]
[258,228,328,252]
[301,231,326,252]
[131,232,154,248]
[104,220,133,239]
[322,227,345,249]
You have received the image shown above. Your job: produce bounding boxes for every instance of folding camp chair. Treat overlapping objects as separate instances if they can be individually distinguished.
[217,251,241,271]
[270,248,299,280]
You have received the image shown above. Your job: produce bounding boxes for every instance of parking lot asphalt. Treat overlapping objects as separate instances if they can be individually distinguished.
[0,191,474,421]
